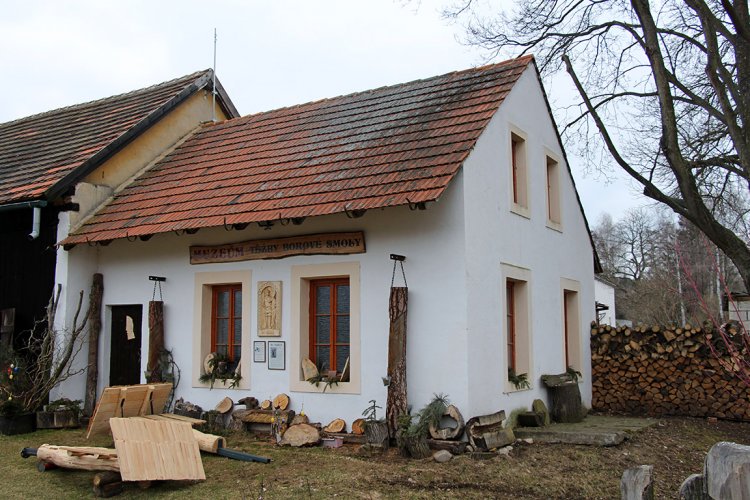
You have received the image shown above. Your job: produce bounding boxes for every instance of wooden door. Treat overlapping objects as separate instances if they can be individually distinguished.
[109,305,142,386]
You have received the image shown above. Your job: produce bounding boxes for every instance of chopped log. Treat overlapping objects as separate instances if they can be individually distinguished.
[322,431,366,444]
[398,433,431,459]
[517,412,544,427]
[542,374,586,423]
[93,481,123,498]
[291,414,310,426]
[93,471,122,488]
[192,429,226,454]
[620,465,654,500]
[237,396,258,409]
[146,301,164,383]
[386,287,409,437]
[427,438,467,455]
[273,393,290,410]
[364,421,389,449]
[324,418,346,433]
[85,273,104,417]
[465,410,508,451]
[36,445,119,472]
[279,423,321,447]
[215,397,233,414]
[260,400,272,410]
[428,404,465,440]
[351,418,366,435]
[234,409,295,425]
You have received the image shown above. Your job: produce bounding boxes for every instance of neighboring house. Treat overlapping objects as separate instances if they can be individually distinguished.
[594,276,616,325]
[0,70,238,347]
[55,56,599,423]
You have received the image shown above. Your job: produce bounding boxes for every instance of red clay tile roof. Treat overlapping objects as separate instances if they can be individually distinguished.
[0,70,238,206]
[62,56,533,245]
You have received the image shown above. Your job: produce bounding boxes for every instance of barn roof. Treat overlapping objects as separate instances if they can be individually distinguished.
[0,70,238,206]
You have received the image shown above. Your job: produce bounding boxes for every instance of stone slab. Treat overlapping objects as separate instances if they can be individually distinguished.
[514,415,657,447]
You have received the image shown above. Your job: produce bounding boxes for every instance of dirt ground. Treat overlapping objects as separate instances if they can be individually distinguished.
[0,414,748,499]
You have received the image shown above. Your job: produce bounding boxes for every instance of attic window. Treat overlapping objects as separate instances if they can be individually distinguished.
[546,155,562,229]
[510,131,529,215]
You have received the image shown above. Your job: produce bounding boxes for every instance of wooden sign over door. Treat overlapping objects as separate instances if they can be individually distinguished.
[189,232,365,264]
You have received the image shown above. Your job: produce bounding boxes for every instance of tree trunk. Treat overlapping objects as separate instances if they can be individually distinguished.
[84,273,103,417]
[146,301,164,383]
[36,445,119,472]
[386,286,408,437]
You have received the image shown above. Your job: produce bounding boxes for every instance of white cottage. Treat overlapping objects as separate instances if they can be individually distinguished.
[55,56,599,424]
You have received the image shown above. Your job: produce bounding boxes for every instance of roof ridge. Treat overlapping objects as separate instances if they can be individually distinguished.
[217,55,534,127]
[0,69,211,128]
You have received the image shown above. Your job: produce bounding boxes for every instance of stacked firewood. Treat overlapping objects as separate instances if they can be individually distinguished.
[591,322,750,421]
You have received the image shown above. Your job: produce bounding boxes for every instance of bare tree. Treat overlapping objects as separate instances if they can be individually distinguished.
[448,0,750,291]
[1,285,90,412]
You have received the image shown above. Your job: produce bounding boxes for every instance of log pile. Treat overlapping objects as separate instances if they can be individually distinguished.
[591,322,750,420]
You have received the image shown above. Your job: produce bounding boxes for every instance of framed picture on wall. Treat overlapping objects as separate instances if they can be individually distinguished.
[268,341,285,370]
[253,341,266,363]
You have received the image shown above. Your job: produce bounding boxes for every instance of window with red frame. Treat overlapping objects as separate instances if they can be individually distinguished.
[212,284,242,366]
[506,280,516,371]
[309,278,350,374]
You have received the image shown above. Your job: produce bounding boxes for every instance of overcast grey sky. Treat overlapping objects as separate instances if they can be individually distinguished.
[0,0,647,223]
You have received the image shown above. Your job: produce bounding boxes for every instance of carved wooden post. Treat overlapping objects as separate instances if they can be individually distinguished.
[84,273,103,417]
[146,301,164,382]
[386,286,408,437]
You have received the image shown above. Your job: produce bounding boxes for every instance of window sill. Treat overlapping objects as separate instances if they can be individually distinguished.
[546,220,562,232]
[510,204,530,219]
[290,380,359,395]
[502,384,533,395]
[193,378,249,391]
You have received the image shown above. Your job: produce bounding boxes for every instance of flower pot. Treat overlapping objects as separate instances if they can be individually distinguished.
[0,412,35,435]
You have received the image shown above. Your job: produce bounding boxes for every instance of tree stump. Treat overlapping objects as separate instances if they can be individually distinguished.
[541,374,587,423]
[364,421,389,449]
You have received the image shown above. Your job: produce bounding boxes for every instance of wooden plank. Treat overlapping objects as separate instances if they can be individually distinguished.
[146,383,173,415]
[110,417,204,481]
[157,413,205,425]
[121,386,149,417]
[86,383,174,439]
[86,387,123,439]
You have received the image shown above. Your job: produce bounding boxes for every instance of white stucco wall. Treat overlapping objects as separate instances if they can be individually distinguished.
[461,66,596,413]
[594,277,616,325]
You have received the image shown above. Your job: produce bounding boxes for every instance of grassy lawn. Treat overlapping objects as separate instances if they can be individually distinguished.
[0,416,747,499]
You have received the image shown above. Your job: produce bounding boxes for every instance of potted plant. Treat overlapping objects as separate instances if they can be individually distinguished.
[396,394,449,459]
[0,285,94,435]
[36,398,81,429]
[199,353,242,389]
[361,399,389,448]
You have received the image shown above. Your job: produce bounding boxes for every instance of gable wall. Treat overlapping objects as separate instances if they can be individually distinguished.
[70,91,229,229]
[461,66,595,414]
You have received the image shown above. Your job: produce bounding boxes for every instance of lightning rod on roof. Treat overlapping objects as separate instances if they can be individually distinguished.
[212,28,218,122]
